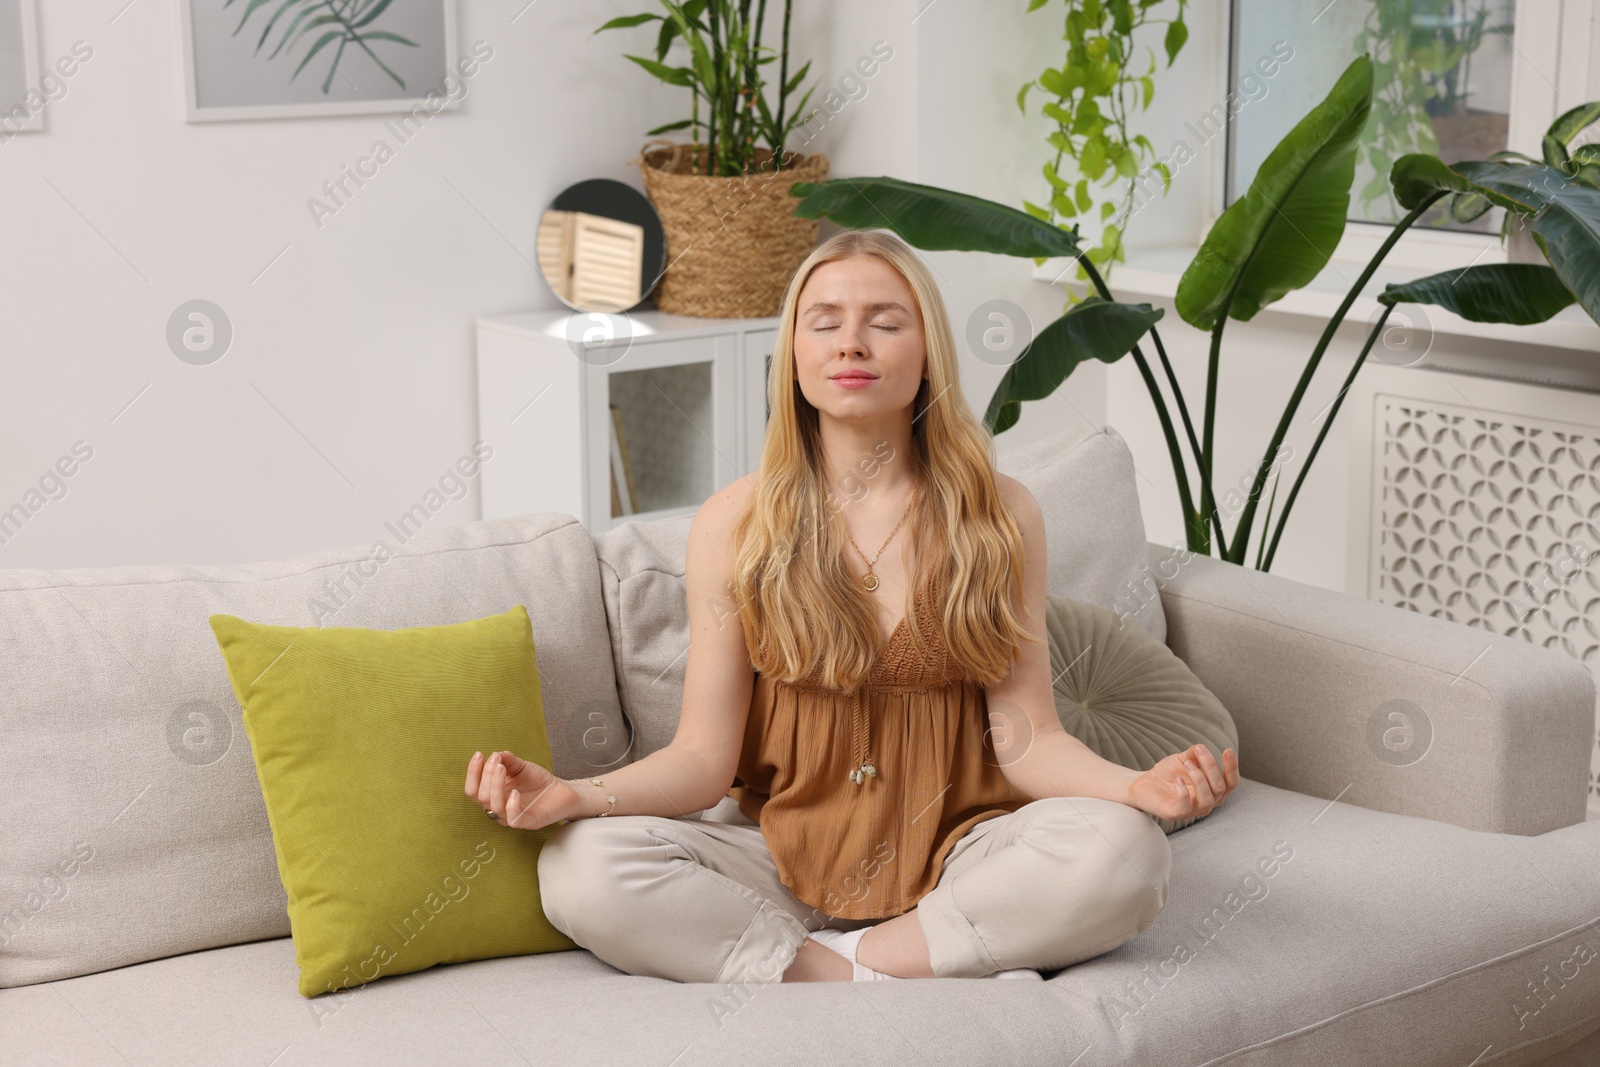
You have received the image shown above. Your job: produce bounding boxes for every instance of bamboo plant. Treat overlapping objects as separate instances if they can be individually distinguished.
[596,0,819,176]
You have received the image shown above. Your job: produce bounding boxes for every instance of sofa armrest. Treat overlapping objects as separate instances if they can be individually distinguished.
[1147,541,1596,835]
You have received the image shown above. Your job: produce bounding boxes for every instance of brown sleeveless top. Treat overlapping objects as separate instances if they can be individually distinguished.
[728,567,1033,920]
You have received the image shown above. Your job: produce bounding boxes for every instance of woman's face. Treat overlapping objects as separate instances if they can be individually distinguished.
[791,255,927,421]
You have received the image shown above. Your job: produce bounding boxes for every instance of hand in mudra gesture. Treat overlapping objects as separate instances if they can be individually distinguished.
[1126,744,1239,823]
[464,750,581,831]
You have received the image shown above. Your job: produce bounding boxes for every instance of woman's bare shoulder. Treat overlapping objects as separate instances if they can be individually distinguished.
[691,468,762,546]
[993,471,1042,524]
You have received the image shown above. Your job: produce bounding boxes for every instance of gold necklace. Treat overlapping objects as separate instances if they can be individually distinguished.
[841,485,918,592]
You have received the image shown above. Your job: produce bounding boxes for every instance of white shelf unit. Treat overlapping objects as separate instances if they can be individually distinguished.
[476,309,780,533]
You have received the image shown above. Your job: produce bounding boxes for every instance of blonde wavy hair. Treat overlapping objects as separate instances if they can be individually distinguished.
[730,229,1042,692]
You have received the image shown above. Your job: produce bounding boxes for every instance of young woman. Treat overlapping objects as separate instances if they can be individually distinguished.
[465,229,1239,984]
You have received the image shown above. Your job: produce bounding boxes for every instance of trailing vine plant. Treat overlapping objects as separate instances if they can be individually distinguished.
[1018,0,1189,292]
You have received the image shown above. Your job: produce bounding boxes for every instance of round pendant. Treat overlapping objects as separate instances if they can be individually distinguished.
[862,573,879,591]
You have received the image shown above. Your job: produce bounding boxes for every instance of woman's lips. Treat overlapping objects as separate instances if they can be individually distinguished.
[831,375,876,388]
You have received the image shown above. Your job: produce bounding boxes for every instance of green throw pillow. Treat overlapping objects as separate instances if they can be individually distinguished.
[208,604,576,999]
[1045,594,1240,834]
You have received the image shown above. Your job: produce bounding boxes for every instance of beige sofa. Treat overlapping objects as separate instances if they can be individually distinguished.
[3,424,1598,1066]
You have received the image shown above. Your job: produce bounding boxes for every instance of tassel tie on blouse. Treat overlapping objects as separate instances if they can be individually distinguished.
[848,685,876,785]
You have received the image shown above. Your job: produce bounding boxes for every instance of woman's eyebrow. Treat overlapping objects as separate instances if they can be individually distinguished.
[801,301,911,315]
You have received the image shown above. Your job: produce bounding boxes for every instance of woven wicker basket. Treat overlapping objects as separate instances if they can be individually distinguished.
[634,139,830,318]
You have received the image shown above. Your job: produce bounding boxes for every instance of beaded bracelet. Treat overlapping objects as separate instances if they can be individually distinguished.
[588,776,616,817]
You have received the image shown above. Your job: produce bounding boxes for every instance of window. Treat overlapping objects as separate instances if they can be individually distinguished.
[1224,0,1598,266]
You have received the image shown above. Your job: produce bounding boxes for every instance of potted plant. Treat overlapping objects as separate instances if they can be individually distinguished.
[785,54,1600,572]
[596,0,829,318]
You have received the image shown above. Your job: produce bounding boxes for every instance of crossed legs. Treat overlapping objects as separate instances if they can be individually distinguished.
[535,795,1170,983]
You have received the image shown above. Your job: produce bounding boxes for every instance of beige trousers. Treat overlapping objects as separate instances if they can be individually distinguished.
[535,795,1172,984]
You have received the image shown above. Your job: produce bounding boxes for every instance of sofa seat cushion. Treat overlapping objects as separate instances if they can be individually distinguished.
[594,424,1168,767]
[0,514,626,990]
[11,780,1599,1067]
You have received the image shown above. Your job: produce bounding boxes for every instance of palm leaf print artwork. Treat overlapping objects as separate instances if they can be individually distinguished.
[224,0,420,95]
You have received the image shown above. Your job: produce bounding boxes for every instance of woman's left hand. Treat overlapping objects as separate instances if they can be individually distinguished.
[1126,744,1239,822]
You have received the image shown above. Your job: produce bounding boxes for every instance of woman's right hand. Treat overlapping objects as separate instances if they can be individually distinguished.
[464,750,585,831]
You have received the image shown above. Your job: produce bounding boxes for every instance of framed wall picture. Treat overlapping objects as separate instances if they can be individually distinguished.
[0,0,44,135]
[178,0,460,122]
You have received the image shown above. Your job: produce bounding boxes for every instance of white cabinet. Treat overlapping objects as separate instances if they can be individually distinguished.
[476,309,781,532]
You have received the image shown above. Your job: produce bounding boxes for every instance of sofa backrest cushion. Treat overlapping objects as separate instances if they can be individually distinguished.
[0,513,625,988]
[593,512,698,769]
[995,424,1167,643]
[592,423,1164,772]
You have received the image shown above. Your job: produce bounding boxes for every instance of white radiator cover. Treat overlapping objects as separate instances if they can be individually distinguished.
[1348,363,1600,822]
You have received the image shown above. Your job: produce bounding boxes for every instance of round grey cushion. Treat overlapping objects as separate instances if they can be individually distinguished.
[1045,594,1239,833]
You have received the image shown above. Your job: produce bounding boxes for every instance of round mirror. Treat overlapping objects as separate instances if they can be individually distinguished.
[535,178,666,314]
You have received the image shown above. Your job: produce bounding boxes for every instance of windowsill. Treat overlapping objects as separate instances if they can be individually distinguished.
[1032,246,1600,391]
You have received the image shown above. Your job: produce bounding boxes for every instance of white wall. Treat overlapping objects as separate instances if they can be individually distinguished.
[0,0,1097,569]
[5,1,675,567]
[16,0,1585,585]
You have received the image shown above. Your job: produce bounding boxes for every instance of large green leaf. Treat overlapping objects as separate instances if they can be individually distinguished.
[1549,101,1600,147]
[1450,163,1600,325]
[983,298,1163,435]
[1174,55,1374,329]
[1451,161,1563,212]
[1390,154,1533,213]
[788,175,1083,260]
[1390,154,1479,209]
[1573,144,1600,190]
[1529,182,1600,325]
[1393,154,1552,229]
[1449,191,1493,223]
[1380,264,1576,325]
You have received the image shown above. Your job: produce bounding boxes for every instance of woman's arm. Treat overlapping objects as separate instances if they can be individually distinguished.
[466,475,759,827]
[468,743,724,825]
[983,475,1237,821]
[644,472,762,813]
